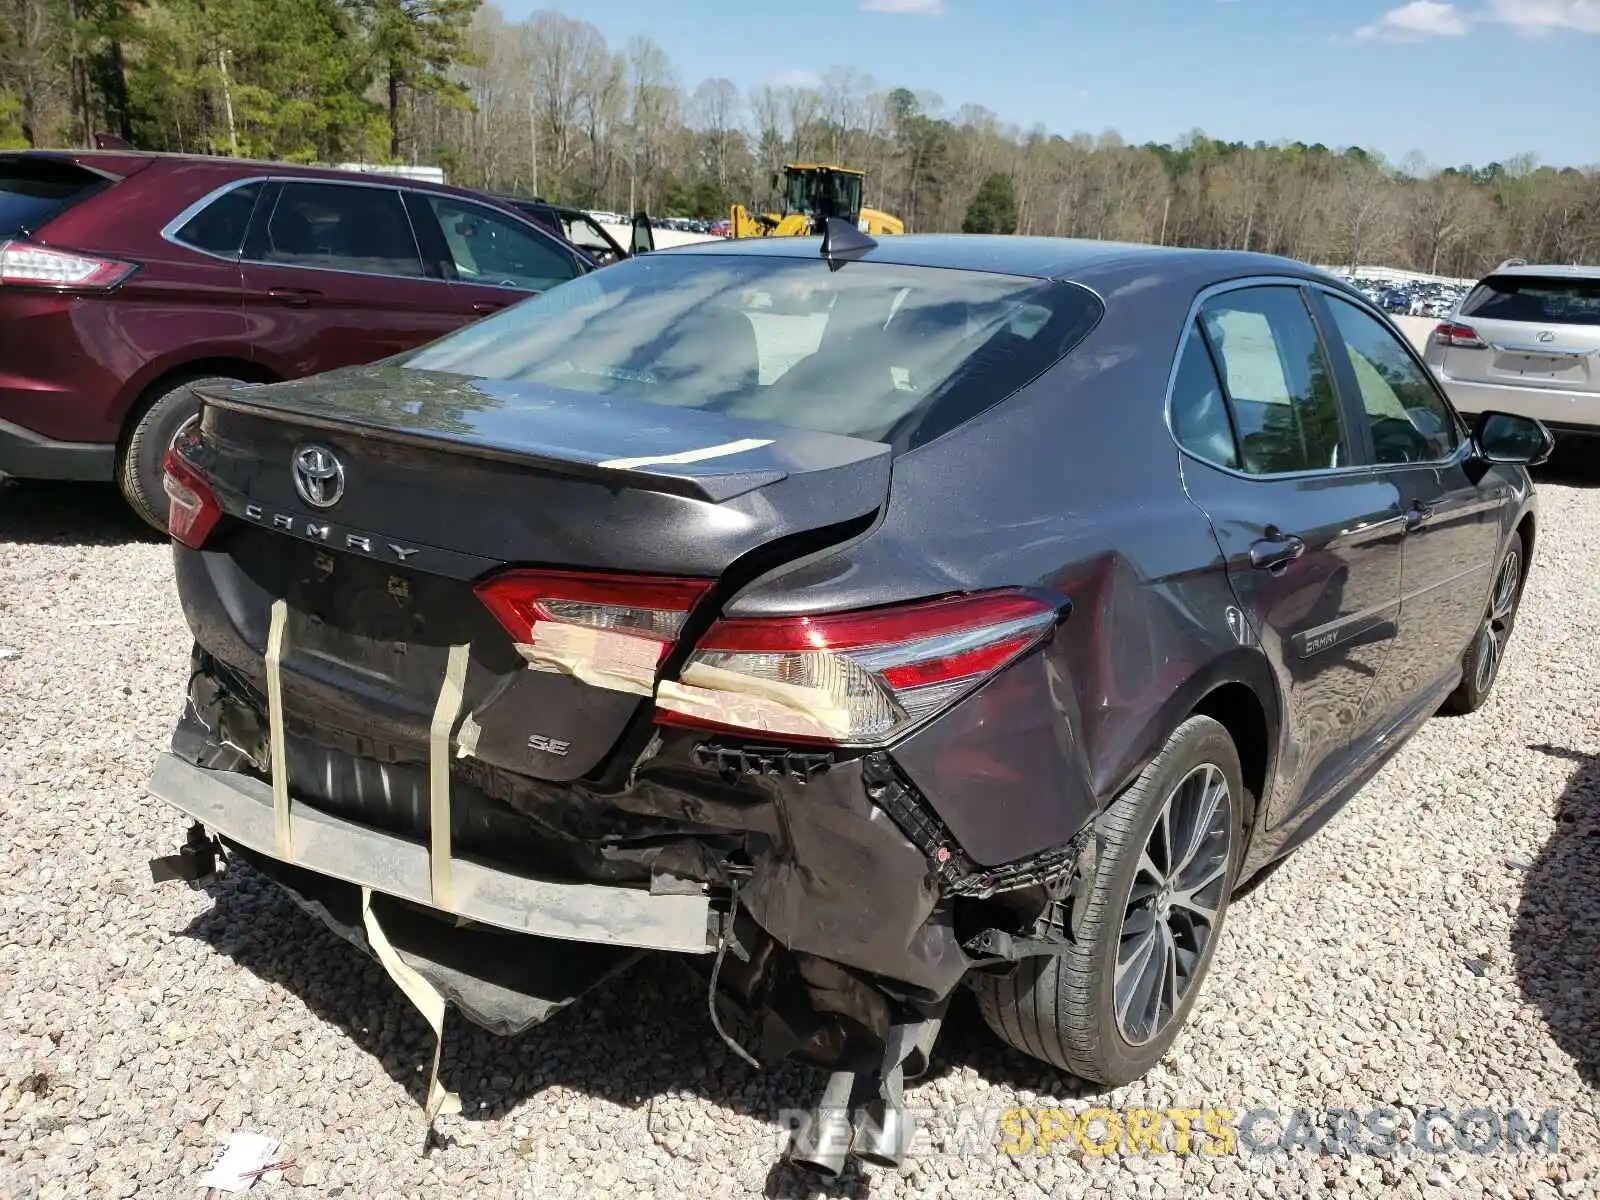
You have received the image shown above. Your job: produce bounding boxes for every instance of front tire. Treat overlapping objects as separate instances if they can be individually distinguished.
[1441,532,1525,715]
[118,375,243,533]
[970,715,1244,1084]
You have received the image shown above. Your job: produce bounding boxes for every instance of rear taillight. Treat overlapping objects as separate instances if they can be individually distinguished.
[161,448,221,549]
[0,239,135,289]
[475,569,713,691]
[1434,322,1486,349]
[657,590,1062,745]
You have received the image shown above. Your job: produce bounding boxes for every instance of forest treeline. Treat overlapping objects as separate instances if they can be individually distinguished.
[3,0,1596,277]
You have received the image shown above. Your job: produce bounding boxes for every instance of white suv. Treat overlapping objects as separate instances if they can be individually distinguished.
[1423,261,1600,441]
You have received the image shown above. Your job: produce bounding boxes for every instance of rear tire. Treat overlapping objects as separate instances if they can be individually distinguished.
[969,715,1243,1084]
[1440,532,1525,715]
[118,375,242,533]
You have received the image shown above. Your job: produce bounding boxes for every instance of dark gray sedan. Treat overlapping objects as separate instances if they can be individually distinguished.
[148,225,1550,1175]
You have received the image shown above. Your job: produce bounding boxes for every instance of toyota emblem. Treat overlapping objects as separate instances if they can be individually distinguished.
[292,444,345,508]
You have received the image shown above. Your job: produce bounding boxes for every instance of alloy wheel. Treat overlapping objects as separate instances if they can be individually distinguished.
[1473,548,1522,695]
[168,412,200,452]
[1114,763,1233,1046]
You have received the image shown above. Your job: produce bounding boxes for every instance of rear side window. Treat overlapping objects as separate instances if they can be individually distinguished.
[259,182,424,278]
[0,157,104,236]
[1461,274,1600,327]
[1170,324,1239,470]
[400,254,1104,450]
[172,183,261,256]
[1198,286,1345,475]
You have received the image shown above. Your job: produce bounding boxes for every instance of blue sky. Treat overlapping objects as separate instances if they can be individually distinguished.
[495,0,1599,169]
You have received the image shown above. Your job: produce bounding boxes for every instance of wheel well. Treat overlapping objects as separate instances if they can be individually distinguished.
[1192,682,1269,829]
[119,358,279,447]
[1515,513,1536,576]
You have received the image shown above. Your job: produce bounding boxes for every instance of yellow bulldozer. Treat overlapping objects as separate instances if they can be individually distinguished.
[729,163,904,239]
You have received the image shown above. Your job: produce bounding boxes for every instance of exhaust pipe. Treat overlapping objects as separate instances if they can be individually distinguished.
[788,1014,944,1174]
[851,1016,935,1168]
[851,1091,915,1168]
[787,1070,856,1176]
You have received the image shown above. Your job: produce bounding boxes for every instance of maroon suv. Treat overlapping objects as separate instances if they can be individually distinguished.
[0,150,597,529]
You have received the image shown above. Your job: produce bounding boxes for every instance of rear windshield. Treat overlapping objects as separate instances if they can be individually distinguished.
[0,157,103,236]
[1460,274,1600,327]
[400,253,1103,450]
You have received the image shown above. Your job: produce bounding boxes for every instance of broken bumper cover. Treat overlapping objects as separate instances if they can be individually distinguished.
[146,751,715,955]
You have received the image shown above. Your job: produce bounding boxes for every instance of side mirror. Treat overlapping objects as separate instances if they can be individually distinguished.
[1473,411,1555,466]
[630,211,655,256]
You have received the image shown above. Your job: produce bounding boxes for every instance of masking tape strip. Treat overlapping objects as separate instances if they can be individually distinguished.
[656,662,853,740]
[264,599,292,861]
[429,643,471,911]
[361,886,461,1128]
[455,712,481,760]
[515,622,659,696]
[597,437,773,471]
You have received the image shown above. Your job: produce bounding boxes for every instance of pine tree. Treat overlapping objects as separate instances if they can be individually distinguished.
[963,172,1019,235]
[352,0,478,161]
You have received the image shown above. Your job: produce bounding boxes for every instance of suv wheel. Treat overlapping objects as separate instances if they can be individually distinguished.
[1441,532,1525,715]
[118,375,241,533]
[969,715,1243,1084]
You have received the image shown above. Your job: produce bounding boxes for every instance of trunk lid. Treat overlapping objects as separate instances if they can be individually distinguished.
[183,364,891,781]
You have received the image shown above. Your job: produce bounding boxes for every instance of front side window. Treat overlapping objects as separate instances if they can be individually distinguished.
[561,213,621,264]
[1326,295,1461,464]
[401,254,1103,450]
[261,183,423,278]
[1199,286,1345,475]
[425,196,579,292]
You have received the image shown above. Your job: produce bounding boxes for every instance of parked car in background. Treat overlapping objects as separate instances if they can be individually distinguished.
[1424,262,1600,446]
[149,228,1548,1175]
[0,149,596,529]
[483,193,654,266]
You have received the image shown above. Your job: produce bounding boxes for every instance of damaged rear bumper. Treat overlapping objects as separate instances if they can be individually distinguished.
[152,638,1094,1079]
[147,752,714,954]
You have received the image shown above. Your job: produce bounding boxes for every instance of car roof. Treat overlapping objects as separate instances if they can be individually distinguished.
[5,147,505,202]
[657,232,1336,291]
[1479,263,1600,281]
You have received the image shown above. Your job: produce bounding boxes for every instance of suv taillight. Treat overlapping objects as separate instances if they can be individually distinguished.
[0,239,135,289]
[1434,322,1486,349]
[161,448,222,549]
[657,590,1063,745]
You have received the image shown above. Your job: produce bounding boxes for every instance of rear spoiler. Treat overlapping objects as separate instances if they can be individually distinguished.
[193,379,889,506]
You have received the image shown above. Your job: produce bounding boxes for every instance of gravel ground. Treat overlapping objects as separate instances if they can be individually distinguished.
[2,472,1598,1200]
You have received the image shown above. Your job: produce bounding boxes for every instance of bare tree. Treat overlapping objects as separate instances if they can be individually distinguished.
[781,84,820,162]
[393,5,1597,261]
[690,77,740,187]
[625,35,677,213]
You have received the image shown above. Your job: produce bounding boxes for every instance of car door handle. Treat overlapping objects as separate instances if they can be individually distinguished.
[1249,531,1306,572]
[472,302,506,314]
[1404,501,1434,531]
[268,287,320,308]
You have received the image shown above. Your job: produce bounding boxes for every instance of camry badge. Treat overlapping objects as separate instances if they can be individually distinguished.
[293,444,345,509]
